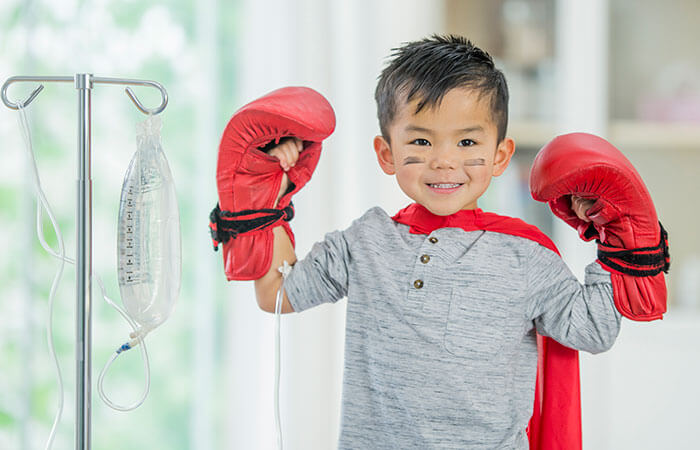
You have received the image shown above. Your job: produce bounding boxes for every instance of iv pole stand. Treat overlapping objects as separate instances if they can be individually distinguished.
[1,73,168,450]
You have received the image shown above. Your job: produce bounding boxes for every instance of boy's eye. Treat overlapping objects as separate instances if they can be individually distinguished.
[458,139,476,147]
[410,138,431,146]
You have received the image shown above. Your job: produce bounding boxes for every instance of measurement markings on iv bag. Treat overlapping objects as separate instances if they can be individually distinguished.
[118,183,142,285]
[118,161,164,287]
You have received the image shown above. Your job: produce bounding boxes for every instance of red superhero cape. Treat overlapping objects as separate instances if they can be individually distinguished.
[392,203,581,450]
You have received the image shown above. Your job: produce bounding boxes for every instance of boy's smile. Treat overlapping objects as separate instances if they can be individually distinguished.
[374,87,515,216]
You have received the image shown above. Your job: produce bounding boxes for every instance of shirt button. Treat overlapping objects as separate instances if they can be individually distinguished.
[429,237,438,244]
[420,254,430,264]
[414,279,424,289]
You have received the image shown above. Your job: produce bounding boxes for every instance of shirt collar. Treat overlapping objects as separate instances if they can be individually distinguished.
[391,203,484,235]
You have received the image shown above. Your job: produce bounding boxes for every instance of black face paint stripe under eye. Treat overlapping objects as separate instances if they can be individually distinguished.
[403,157,425,165]
[463,158,486,166]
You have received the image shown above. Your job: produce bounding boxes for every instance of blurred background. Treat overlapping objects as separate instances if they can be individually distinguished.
[1,0,698,448]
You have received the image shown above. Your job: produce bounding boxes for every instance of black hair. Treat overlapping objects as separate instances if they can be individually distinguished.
[375,34,509,143]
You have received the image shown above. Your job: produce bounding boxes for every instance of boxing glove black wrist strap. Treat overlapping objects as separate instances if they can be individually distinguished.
[596,222,670,277]
[209,202,295,251]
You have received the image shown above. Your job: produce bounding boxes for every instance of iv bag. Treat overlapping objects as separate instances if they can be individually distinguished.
[117,115,181,331]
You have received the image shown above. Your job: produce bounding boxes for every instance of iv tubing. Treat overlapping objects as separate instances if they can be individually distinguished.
[17,104,65,450]
[274,273,284,450]
[95,280,151,412]
[274,261,292,450]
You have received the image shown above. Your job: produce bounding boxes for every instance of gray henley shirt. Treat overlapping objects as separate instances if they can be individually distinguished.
[283,206,622,449]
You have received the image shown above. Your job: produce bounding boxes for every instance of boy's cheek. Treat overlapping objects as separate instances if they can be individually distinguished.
[464,164,491,178]
[397,165,423,179]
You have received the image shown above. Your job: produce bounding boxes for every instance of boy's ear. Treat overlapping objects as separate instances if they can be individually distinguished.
[492,137,515,177]
[374,135,396,175]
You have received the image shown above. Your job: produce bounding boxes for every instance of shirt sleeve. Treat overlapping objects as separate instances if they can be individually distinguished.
[526,243,622,354]
[282,229,350,313]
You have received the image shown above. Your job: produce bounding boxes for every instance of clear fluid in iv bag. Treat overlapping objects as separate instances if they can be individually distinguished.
[117,119,181,330]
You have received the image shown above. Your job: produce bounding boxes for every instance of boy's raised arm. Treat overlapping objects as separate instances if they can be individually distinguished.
[254,137,303,313]
[528,249,621,354]
[210,87,335,313]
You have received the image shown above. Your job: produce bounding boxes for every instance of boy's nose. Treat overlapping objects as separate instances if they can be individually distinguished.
[429,147,458,170]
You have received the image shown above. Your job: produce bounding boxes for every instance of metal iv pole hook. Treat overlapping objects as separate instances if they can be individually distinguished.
[1,75,168,115]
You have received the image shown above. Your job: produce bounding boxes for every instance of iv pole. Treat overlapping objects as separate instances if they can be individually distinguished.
[1,74,168,450]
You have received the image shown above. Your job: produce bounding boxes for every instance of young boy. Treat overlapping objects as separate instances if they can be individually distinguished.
[254,35,621,449]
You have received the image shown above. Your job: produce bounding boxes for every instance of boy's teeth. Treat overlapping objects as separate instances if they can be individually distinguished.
[430,183,460,188]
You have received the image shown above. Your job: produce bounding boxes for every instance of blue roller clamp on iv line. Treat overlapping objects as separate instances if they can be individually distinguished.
[7,76,179,450]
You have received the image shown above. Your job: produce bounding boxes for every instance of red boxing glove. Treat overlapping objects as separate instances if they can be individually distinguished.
[529,133,670,321]
[210,87,336,280]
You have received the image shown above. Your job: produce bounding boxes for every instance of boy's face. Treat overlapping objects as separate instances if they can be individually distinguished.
[374,87,515,216]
